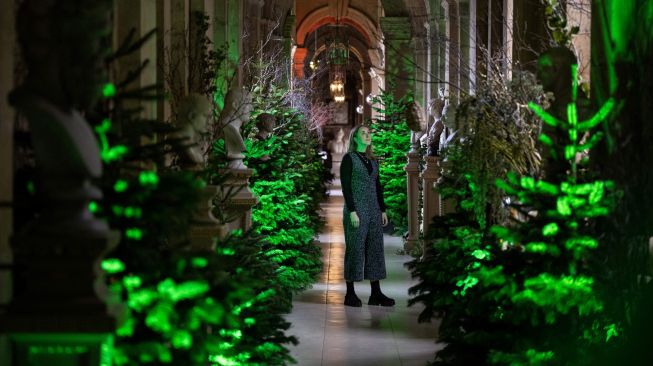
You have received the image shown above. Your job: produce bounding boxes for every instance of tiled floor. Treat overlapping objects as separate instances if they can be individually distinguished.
[285,184,442,366]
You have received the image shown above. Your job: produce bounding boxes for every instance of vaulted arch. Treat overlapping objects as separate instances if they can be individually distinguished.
[295,5,379,48]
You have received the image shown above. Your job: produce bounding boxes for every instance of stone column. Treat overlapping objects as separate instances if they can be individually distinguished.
[0,1,15,363]
[293,46,308,79]
[282,15,295,74]
[114,0,158,119]
[413,36,428,110]
[380,17,414,96]
[404,152,421,251]
[421,156,442,236]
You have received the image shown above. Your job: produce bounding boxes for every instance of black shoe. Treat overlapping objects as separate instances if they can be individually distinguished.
[368,293,395,307]
[344,294,362,307]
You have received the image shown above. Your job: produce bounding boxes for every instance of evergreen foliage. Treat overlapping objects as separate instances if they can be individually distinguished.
[407,65,620,364]
[244,97,325,295]
[94,28,297,366]
[370,90,412,234]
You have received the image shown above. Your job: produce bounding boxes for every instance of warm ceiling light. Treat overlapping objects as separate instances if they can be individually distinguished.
[330,80,344,94]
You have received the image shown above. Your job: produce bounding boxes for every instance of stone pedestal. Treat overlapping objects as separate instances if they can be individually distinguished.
[331,152,344,178]
[189,184,228,251]
[404,152,421,251]
[217,169,259,234]
[421,156,442,236]
[0,230,119,366]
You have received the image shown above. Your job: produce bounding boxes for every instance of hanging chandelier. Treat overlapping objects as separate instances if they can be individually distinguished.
[328,4,348,104]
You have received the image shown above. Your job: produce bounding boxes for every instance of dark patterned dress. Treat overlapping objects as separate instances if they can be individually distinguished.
[340,152,387,282]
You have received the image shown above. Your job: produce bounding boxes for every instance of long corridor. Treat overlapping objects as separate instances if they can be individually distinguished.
[285,183,442,366]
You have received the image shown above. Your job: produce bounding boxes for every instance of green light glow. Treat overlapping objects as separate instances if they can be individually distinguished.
[528,101,563,127]
[535,180,559,195]
[123,206,142,218]
[101,258,126,274]
[114,180,128,192]
[219,329,243,340]
[102,83,116,98]
[520,176,536,190]
[191,257,208,268]
[171,330,192,349]
[127,289,158,311]
[219,248,236,256]
[539,133,554,146]
[605,323,619,342]
[542,223,560,236]
[125,228,143,240]
[578,99,616,131]
[139,171,159,186]
[556,197,572,216]
[95,118,128,163]
[455,275,479,296]
[123,275,143,291]
[565,237,598,251]
[472,249,489,260]
[89,201,99,213]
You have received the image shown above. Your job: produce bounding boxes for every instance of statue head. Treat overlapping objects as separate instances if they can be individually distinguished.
[336,128,345,141]
[256,113,276,139]
[428,97,446,119]
[178,93,212,136]
[406,101,426,132]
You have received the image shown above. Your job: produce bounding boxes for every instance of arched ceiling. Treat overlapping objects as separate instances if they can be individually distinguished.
[293,0,432,78]
[295,2,380,48]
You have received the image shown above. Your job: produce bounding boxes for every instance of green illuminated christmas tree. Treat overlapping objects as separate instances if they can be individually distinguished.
[479,63,618,365]
[91,26,297,365]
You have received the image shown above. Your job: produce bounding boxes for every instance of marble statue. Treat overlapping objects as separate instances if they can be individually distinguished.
[9,0,113,236]
[328,128,347,178]
[407,101,426,153]
[175,93,213,169]
[328,128,347,155]
[255,112,276,161]
[424,88,447,156]
[220,87,252,170]
[256,112,276,140]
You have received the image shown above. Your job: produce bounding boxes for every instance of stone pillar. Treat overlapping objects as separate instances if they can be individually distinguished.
[114,0,158,119]
[0,1,15,363]
[404,152,421,251]
[414,36,428,110]
[218,169,259,234]
[282,15,295,73]
[293,46,308,79]
[421,156,442,236]
[447,0,461,102]
[380,17,414,96]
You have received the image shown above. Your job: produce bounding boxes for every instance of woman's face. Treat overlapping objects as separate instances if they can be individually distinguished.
[355,127,372,147]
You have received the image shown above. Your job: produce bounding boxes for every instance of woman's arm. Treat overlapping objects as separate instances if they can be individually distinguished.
[340,153,357,213]
[375,165,386,212]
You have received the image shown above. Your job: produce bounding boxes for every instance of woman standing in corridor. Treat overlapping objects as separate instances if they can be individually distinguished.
[340,125,395,307]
